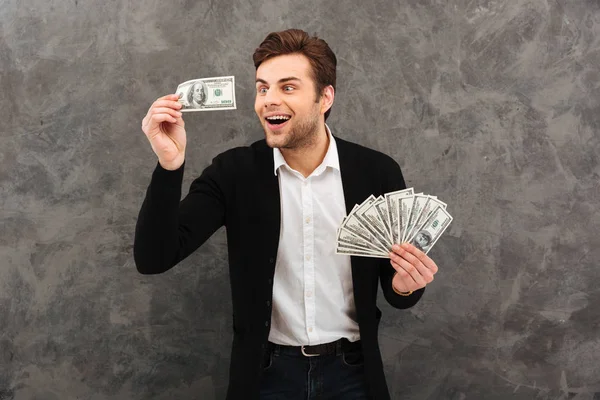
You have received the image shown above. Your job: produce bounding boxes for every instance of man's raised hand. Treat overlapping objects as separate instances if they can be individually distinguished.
[141,94,187,171]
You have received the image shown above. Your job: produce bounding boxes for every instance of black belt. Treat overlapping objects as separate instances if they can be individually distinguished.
[267,338,361,357]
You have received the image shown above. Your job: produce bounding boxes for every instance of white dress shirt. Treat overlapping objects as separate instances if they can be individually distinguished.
[268,126,361,346]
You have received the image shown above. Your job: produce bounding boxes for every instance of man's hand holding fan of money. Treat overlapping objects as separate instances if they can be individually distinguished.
[389,242,438,295]
[335,188,453,294]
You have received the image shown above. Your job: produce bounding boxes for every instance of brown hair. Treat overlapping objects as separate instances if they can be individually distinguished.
[253,29,337,121]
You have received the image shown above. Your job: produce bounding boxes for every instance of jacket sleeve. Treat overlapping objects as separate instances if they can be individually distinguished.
[378,156,426,309]
[133,156,227,274]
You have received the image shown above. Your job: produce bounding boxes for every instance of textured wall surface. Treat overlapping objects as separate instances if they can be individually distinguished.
[1,0,599,399]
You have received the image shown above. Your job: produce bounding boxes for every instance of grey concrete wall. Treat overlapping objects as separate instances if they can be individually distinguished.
[1,0,599,399]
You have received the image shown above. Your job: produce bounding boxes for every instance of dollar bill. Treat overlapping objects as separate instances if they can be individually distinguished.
[397,195,419,244]
[384,189,414,245]
[401,194,428,243]
[404,196,447,244]
[336,242,387,256]
[337,228,388,256]
[340,204,359,227]
[356,196,394,251]
[175,76,236,111]
[340,196,389,253]
[339,202,390,256]
[373,200,393,243]
[407,206,453,254]
[335,247,390,258]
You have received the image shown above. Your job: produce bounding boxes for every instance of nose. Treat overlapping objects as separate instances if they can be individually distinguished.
[263,88,281,108]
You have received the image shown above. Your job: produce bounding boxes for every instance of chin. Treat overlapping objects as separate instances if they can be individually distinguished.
[263,128,285,148]
[265,134,285,149]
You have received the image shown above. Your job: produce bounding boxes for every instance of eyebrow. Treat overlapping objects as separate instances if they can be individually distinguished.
[255,77,301,85]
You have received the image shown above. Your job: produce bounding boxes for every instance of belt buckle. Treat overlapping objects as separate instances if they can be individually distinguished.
[301,345,319,357]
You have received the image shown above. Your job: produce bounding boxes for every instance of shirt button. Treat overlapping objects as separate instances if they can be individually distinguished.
[306,255,311,261]
[269,258,274,264]
[265,321,269,327]
[305,217,311,224]
[308,327,313,332]
[266,300,271,307]
[306,291,312,297]
[268,278,272,285]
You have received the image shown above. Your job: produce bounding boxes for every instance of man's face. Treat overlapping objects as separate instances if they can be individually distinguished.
[192,84,204,103]
[254,54,328,149]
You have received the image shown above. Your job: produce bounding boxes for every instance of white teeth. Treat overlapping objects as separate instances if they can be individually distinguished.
[266,115,290,121]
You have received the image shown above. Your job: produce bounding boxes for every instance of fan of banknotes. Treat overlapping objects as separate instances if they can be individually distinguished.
[335,188,453,258]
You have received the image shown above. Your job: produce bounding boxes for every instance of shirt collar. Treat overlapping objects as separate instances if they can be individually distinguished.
[273,124,340,176]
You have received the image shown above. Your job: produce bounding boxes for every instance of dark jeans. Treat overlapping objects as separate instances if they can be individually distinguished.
[259,340,370,400]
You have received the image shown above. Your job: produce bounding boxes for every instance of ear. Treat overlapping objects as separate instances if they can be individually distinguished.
[320,85,335,116]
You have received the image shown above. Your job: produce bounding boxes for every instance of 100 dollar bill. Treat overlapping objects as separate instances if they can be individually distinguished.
[176,76,236,111]
[407,206,453,254]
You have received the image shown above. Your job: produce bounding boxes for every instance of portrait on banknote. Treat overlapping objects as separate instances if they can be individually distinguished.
[177,80,208,110]
[190,81,207,107]
[413,231,432,252]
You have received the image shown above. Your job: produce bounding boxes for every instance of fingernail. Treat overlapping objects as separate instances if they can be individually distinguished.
[392,244,400,251]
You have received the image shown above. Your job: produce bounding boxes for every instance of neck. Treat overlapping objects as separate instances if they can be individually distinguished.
[280,124,329,178]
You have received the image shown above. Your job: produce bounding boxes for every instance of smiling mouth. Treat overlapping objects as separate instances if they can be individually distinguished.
[265,115,291,126]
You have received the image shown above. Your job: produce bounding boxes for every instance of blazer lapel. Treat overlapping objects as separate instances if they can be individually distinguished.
[336,137,365,216]
[256,141,281,276]
[335,137,376,307]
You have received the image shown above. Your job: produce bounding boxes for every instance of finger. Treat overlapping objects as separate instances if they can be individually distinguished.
[389,253,428,286]
[172,115,185,128]
[157,93,182,101]
[150,113,178,125]
[152,107,182,119]
[152,100,183,110]
[396,249,434,284]
[396,243,437,274]
[401,243,438,274]
[390,259,419,289]
[393,246,431,279]
[144,99,182,127]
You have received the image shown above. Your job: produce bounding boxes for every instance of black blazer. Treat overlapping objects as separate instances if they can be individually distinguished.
[134,136,425,400]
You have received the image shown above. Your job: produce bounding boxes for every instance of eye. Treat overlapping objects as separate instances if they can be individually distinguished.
[257,87,268,94]
[283,85,294,92]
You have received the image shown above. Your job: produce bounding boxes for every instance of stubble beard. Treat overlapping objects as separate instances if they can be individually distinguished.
[265,105,321,151]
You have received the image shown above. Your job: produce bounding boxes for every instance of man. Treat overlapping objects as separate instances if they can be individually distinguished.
[135,29,438,400]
